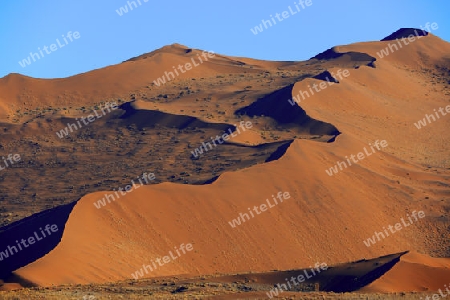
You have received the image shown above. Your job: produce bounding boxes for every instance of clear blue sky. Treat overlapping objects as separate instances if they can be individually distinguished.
[1,0,449,79]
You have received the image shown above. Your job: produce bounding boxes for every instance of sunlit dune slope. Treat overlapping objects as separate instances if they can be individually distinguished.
[16,133,448,285]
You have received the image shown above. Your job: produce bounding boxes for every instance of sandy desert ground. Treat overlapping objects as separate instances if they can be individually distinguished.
[0,28,449,299]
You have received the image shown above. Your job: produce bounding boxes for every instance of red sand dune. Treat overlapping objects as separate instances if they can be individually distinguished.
[1,31,449,294]
[363,252,450,292]
[16,134,449,287]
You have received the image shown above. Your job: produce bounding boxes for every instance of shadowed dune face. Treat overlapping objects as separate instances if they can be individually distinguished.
[311,48,377,68]
[0,202,76,279]
[381,28,429,41]
[313,71,340,83]
[0,30,449,296]
[235,84,341,137]
[118,101,235,131]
